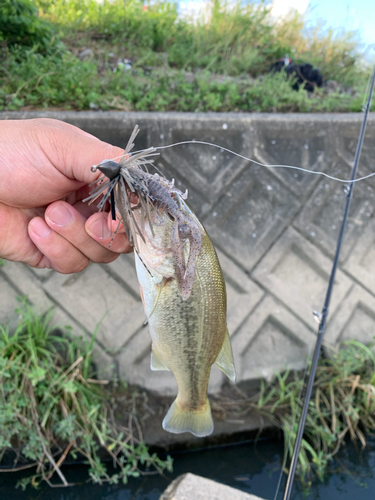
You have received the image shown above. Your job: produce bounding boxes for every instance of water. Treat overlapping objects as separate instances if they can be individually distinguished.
[1,436,374,500]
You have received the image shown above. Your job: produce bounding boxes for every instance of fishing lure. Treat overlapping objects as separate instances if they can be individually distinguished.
[83,125,202,300]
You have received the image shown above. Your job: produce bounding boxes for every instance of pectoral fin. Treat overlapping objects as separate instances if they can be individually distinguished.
[151,347,170,371]
[146,278,165,320]
[214,329,236,383]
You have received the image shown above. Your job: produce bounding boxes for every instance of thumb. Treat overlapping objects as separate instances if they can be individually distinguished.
[36,118,125,184]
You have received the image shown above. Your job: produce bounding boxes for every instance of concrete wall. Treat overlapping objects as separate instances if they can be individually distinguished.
[1,111,375,394]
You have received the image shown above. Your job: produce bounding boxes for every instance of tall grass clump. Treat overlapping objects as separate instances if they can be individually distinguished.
[255,340,375,485]
[34,0,364,85]
[0,0,369,111]
[0,297,172,489]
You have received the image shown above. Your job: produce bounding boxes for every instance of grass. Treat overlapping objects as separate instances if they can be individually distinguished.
[0,296,172,489]
[219,339,375,486]
[0,0,372,112]
[0,297,374,490]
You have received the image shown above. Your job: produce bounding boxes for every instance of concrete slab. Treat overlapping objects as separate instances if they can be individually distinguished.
[252,227,352,331]
[231,295,316,382]
[160,473,266,500]
[324,284,375,356]
[294,163,375,262]
[1,112,375,398]
[203,164,300,272]
[343,219,375,295]
[42,264,145,353]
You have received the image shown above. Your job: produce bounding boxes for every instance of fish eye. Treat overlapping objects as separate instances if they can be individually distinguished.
[179,223,191,239]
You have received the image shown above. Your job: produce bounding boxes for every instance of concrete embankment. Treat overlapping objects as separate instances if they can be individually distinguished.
[1,112,374,437]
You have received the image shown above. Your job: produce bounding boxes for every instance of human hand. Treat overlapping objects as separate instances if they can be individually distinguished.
[0,118,132,273]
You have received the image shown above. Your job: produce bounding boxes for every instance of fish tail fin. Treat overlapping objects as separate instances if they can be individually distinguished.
[162,398,213,437]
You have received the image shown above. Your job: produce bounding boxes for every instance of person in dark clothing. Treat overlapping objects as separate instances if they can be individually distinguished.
[269,57,323,92]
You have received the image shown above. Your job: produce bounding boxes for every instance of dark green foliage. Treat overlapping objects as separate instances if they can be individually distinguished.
[0,297,172,489]
[0,51,371,112]
[0,0,56,50]
[0,0,370,112]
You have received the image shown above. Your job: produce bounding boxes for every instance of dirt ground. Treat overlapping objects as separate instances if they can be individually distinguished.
[112,382,278,452]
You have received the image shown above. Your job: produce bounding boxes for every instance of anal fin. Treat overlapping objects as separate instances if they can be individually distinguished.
[214,328,236,383]
[151,346,170,371]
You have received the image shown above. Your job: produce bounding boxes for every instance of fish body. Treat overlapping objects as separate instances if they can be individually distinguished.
[85,125,235,436]
[134,200,235,437]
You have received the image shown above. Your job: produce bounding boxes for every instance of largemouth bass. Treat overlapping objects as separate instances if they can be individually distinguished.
[134,200,235,437]
[85,125,235,436]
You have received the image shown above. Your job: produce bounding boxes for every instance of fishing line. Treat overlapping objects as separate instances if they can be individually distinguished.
[86,70,375,498]
[281,65,375,500]
[105,139,375,185]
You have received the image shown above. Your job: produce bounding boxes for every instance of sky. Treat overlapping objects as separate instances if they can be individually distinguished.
[276,0,375,49]
[180,0,375,53]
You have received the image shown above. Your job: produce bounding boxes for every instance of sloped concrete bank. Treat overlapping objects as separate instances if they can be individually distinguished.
[1,111,375,410]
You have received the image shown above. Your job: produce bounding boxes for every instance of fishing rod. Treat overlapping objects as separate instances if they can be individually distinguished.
[281,66,375,500]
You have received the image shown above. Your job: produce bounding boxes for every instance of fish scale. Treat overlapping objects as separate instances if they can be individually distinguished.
[134,199,235,437]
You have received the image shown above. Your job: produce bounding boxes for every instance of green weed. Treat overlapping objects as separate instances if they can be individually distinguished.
[0,0,370,112]
[34,0,364,83]
[0,297,172,489]
[0,0,57,51]
[255,340,375,485]
[1,50,371,113]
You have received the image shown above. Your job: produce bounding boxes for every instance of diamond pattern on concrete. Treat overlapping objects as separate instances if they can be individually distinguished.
[0,262,116,378]
[215,249,264,335]
[253,134,325,198]
[2,261,55,314]
[343,219,375,295]
[231,295,316,382]
[42,264,145,353]
[158,128,251,199]
[154,122,254,216]
[293,161,375,261]
[252,227,352,330]
[324,284,375,356]
[203,165,300,271]
[104,253,141,297]
[1,112,375,395]
[335,128,375,174]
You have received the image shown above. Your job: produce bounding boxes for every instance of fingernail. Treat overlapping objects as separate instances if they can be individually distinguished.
[31,218,52,238]
[87,218,111,239]
[48,205,73,227]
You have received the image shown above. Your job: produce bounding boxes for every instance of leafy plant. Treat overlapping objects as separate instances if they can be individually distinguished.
[34,0,364,85]
[212,339,375,486]
[0,0,370,112]
[0,297,172,489]
[0,0,56,50]
[255,340,375,485]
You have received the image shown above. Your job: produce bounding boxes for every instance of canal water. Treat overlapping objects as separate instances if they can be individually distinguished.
[1,436,374,500]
